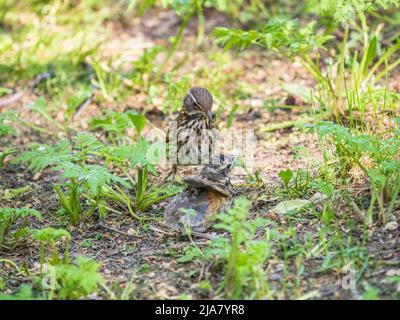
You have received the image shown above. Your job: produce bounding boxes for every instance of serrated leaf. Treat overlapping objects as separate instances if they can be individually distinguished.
[130,138,149,166]
[31,227,71,242]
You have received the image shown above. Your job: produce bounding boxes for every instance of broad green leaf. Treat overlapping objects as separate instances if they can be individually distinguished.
[278,169,293,187]
[127,112,146,137]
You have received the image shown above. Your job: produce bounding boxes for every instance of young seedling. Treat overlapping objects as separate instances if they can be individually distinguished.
[0,208,42,249]
[0,111,14,137]
[103,128,181,218]
[309,121,400,225]
[14,133,131,225]
[178,198,274,299]
[31,227,71,272]
[279,169,293,195]
[45,256,104,300]
[214,197,273,299]
[52,182,81,226]
[0,148,16,169]
[0,285,42,300]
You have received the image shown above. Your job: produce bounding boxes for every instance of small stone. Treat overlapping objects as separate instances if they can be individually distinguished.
[127,228,136,236]
[309,192,328,204]
[32,172,42,181]
[385,269,400,276]
[384,221,398,231]
[250,98,263,108]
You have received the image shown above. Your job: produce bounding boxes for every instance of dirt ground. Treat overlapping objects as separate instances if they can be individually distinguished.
[0,7,399,299]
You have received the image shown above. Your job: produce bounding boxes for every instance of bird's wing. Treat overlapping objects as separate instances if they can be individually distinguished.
[183,177,232,197]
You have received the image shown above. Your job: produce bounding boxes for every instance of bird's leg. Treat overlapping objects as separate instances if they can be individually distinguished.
[170,164,177,182]
[160,164,178,185]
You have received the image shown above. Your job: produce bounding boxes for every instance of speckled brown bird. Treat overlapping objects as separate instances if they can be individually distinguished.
[164,154,235,233]
[166,87,217,181]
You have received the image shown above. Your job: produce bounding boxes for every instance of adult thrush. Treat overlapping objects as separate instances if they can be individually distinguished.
[166,87,218,182]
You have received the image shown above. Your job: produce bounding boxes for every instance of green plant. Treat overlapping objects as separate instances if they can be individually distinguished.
[90,110,136,141]
[313,33,400,122]
[31,228,71,271]
[0,1,109,80]
[179,198,274,299]
[214,7,399,120]
[362,283,379,300]
[0,111,14,137]
[130,45,165,89]
[216,198,273,299]
[309,121,400,224]
[234,157,264,187]
[163,72,192,113]
[215,18,331,55]
[91,110,146,142]
[304,0,400,43]
[279,169,293,194]
[27,97,67,133]
[47,256,104,300]
[55,163,130,224]
[2,100,62,137]
[14,133,131,225]
[52,183,82,226]
[102,273,137,300]
[91,60,127,102]
[278,168,313,198]
[321,232,366,270]
[14,111,179,223]
[97,111,181,214]
[0,208,42,249]
[0,285,42,300]
[217,204,270,298]
[104,138,181,216]
[13,139,73,172]
[0,147,16,168]
[65,87,93,125]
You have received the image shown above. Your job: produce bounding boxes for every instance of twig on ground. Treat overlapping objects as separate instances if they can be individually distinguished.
[97,222,139,239]
[149,225,176,236]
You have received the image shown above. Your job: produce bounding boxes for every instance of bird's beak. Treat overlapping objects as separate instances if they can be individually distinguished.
[206,111,213,121]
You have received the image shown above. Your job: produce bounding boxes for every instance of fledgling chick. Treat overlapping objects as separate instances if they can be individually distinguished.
[164,154,235,233]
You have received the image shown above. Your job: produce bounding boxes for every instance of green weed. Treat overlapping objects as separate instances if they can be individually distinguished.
[0,284,42,300]
[45,256,104,300]
[179,198,274,299]
[0,208,42,249]
[14,133,130,225]
[31,227,71,271]
[308,121,400,224]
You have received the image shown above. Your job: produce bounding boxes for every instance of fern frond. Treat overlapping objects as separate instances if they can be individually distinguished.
[82,165,131,194]
[214,18,333,57]
[13,141,73,172]
[0,207,43,222]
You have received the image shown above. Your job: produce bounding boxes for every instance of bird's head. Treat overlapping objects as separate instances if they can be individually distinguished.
[183,87,215,122]
[183,154,236,197]
[203,154,236,177]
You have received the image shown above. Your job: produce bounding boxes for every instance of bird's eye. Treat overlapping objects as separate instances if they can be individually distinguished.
[211,113,216,120]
